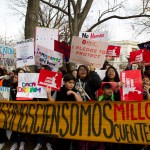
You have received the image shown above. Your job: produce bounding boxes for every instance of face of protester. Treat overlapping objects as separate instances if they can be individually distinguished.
[18,69,25,73]
[107,68,116,80]
[64,80,75,90]
[78,67,87,79]
[143,77,150,86]
[103,88,113,97]
[13,75,18,83]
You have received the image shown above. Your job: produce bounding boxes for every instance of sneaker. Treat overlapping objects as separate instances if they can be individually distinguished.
[10,143,18,150]
[34,143,42,150]
[0,143,5,150]
[46,143,52,150]
[19,142,25,150]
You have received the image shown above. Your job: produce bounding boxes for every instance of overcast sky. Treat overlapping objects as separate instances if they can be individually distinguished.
[0,0,149,43]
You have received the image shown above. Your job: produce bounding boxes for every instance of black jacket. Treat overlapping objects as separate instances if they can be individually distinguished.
[75,71,101,101]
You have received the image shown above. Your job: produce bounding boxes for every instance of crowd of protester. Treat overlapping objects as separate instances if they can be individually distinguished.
[0,61,150,150]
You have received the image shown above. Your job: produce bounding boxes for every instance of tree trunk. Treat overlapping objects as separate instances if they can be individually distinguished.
[25,0,39,39]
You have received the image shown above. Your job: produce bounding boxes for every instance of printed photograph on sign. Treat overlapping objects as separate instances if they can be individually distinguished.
[35,27,58,53]
[70,36,108,68]
[16,39,35,68]
[79,31,108,41]
[0,87,10,101]
[0,44,15,66]
[38,69,62,90]
[120,70,143,101]
[35,45,63,71]
[17,73,47,98]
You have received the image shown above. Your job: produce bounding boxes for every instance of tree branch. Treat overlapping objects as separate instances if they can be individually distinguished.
[40,0,69,16]
[87,14,150,32]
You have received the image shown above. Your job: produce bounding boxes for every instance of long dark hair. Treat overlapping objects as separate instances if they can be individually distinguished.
[103,66,120,82]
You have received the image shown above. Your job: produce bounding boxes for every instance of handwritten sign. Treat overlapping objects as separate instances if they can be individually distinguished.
[35,27,58,52]
[35,45,63,71]
[1,101,150,145]
[17,73,47,98]
[38,69,62,90]
[120,70,143,101]
[0,44,14,66]
[70,36,108,68]
[0,87,10,101]
[16,39,35,68]
[79,31,108,41]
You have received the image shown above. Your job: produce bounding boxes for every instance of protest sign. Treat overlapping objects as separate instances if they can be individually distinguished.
[138,41,150,50]
[70,36,108,68]
[130,50,143,64]
[38,69,62,90]
[35,27,58,52]
[54,40,71,62]
[17,73,47,98]
[0,44,14,66]
[0,87,10,101]
[79,31,108,41]
[120,70,143,101]
[1,101,150,145]
[16,39,35,68]
[106,45,121,57]
[35,45,63,71]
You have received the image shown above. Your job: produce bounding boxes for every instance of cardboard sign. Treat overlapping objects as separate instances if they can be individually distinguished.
[35,27,58,52]
[70,36,108,68]
[0,87,10,101]
[0,44,15,66]
[35,45,63,71]
[106,45,121,57]
[16,39,35,68]
[17,73,47,98]
[120,70,143,101]
[1,101,150,145]
[38,69,62,90]
[138,41,150,50]
[130,50,143,64]
[54,40,71,62]
[79,31,108,41]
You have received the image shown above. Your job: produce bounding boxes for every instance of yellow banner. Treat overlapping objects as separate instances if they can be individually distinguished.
[0,101,150,145]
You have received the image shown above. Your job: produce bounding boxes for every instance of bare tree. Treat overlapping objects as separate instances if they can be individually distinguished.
[40,0,150,40]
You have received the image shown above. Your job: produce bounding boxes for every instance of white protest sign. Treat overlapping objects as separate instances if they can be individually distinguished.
[16,39,35,68]
[17,73,47,98]
[35,45,63,71]
[35,27,58,52]
[95,69,106,80]
[79,31,108,41]
[70,36,108,68]
[0,87,10,101]
[0,44,14,66]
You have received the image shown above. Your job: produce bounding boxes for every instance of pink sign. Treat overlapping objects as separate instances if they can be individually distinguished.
[70,36,108,68]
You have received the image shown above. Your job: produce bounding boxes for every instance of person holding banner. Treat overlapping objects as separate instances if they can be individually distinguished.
[47,74,83,150]
[74,64,105,150]
[9,69,27,150]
